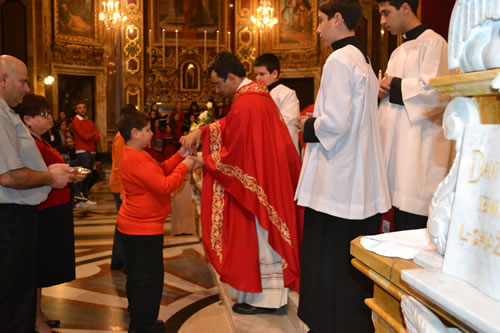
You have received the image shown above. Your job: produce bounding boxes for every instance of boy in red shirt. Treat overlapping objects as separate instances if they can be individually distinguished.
[116,111,201,333]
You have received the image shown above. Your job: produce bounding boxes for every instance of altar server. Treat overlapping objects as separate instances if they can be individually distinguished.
[377,0,453,230]
[254,53,301,153]
[295,0,391,331]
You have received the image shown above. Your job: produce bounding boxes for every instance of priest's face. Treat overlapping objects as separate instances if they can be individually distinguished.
[210,70,235,99]
[378,2,405,35]
[254,66,278,87]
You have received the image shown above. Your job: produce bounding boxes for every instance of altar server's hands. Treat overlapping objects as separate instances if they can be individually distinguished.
[296,113,312,132]
[378,74,392,100]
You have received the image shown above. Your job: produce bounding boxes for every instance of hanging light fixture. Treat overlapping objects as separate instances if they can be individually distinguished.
[251,0,278,31]
[99,1,127,30]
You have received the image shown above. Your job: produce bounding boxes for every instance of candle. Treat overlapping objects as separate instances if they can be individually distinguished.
[216,30,219,53]
[149,29,152,68]
[204,31,207,70]
[175,29,179,69]
[162,29,165,69]
[378,70,382,81]
[227,31,231,53]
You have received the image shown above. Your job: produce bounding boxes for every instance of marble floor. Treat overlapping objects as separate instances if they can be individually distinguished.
[41,180,234,333]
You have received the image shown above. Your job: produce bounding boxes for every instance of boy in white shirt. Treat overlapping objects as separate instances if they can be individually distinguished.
[254,53,300,153]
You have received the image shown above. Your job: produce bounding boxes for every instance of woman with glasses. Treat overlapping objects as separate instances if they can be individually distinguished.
[15,94,85,333]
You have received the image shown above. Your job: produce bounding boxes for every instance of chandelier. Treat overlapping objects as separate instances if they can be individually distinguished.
[251,0,278,31]
[99,1,127,30]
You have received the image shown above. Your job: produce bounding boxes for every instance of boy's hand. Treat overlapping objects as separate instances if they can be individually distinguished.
[179,146,195,157]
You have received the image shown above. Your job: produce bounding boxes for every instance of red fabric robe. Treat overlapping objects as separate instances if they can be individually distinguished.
[200,81,304,293]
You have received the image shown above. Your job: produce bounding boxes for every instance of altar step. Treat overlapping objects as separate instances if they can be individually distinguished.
[210,265,309,333]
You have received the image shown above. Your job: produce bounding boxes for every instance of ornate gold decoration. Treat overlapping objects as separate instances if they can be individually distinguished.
[52,42,104,66]
[209,122,224,263]
[122,0,143,110]
[53,0,101,46]
[209,87,292,247]
[211,182,225,263]
[124,22,141,76]
[235,4,256,74]
[216,161,293,247]
[145,47,218,106]
[279,48,320,69]
[232,81,269,102]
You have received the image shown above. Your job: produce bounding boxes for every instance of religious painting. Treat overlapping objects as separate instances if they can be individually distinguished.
[180,61,201,92]
[152,0,227,44]
[57,74,96,121]
[274,0,317,49]
[53,0,99,44]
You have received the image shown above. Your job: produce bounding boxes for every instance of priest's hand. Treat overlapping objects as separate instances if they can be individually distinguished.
[378,74,392,100]
[180,128,202,150]
[188,155,204,169]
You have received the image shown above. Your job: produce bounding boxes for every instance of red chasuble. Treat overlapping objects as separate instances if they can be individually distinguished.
[200,81,304,293]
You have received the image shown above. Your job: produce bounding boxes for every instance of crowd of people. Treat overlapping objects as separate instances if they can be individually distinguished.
[0,0,455,332]
[145,99,230,163]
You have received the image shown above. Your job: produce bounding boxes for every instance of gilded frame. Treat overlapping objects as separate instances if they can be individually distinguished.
[150,0,228,46]
[53,0,100,45]
[273,0,317,50]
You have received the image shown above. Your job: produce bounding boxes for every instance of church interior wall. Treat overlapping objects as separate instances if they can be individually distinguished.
[0,0,456,155]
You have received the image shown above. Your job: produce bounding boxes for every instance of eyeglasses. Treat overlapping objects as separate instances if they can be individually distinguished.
[214,78,226,89]
[36,110,51,118]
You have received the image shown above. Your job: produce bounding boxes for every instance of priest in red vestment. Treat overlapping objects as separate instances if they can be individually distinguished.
[181,51,303,315]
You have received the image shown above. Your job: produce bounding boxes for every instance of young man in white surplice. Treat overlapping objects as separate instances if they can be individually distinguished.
[377,0,453,231]
[294,0,391,331]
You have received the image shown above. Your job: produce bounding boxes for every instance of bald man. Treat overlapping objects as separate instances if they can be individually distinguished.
[0,55,75,332]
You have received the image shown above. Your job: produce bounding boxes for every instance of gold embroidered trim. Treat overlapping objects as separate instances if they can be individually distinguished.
[211,182,225,263]
[231,82,287,129]
[232,81,269,102]
[216,162,293,247]
[209,122,224,263]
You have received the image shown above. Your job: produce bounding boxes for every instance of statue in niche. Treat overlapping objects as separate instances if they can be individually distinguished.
[181,62,199,91]
[448,0,500,72]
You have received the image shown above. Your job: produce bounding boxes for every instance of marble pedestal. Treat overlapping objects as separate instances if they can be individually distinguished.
[401,69,500,332]
[402,269,500,332]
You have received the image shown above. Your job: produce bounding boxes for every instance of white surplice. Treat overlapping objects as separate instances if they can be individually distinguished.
[378,29,453,216]
[269,84,300,153]
[295,44,391,220]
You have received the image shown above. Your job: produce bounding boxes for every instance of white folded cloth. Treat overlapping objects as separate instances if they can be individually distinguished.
[360,229,435,260]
